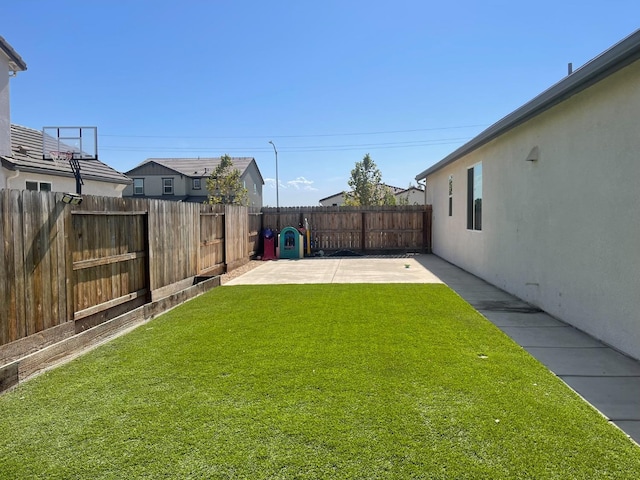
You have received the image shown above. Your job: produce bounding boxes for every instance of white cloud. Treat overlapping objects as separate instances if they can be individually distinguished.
[286,177,318,191]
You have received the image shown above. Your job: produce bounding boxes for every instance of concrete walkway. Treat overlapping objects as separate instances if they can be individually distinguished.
[225,254,640,444]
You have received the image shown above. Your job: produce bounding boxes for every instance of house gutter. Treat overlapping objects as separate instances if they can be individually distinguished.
[415,28,640,181]
[0,35,27,73]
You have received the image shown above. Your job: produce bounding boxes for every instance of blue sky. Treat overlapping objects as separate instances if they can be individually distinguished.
[3,1,638,206]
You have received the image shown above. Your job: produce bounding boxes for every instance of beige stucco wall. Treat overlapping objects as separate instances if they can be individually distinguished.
[397,188,426,205]
[426,60,640,359]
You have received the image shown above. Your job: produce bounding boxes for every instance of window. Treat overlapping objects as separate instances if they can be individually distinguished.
[26,181,52,192]
[193,178,201,190]
[133,178,144,195]
[467,163,482,230]
[163,178,174,195]
[448,175,453,217]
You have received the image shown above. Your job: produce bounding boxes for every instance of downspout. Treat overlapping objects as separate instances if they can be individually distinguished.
[6,168,20,189]
[418,178,426,205]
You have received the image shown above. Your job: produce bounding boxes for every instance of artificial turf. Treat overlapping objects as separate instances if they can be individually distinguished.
[1,283,639,479]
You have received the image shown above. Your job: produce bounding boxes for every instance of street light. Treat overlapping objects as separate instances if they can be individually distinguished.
[268,140,280,229]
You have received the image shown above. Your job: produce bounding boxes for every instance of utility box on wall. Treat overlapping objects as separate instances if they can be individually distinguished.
[279,226,303,259]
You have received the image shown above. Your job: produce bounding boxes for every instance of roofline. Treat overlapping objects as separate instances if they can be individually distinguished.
[0,36,27,72]
[319,191,346,202]
[127,157,264,184]
[1,157,132,185]
[415,28,640,181]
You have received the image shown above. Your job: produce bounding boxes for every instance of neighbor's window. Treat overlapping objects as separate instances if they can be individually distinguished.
[26,181,52,192]
[163,178,174,195]
[467,163,482,230]
[193,178,201,190]
[448,175,453,217]
[133,178,144,195]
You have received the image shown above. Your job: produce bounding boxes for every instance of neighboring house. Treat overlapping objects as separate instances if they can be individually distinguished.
[415,29,640,360]
[319,191,347,206]
[395,186,426,205]
[319,185,425,206]
[1,124,132,196]
[123,157,264,207]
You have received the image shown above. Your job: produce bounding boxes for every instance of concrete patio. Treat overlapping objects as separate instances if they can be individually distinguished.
[225,254,640,445]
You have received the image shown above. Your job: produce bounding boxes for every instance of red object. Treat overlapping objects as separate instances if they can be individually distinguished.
[262,236,276,260]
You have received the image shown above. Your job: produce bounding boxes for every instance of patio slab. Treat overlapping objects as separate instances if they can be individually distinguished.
[223,256,444,285]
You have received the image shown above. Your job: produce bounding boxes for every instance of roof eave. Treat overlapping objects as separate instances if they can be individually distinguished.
[1,157,132,185]
[416,29,640,181]
[0,36,27,72]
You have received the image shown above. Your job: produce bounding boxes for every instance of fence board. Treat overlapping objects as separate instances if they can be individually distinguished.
[199,205,225,275]
[225,205,249,270]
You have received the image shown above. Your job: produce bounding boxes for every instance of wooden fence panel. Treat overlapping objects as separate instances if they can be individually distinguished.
[71,211,148,321]
[261,205,431,253]
[225,205,249,270]
[148,200,199,291]
[248,207,261,257]
[0,190,69,346]
[199,204,225,275]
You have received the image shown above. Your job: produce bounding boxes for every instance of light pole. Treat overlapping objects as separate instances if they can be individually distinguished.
[268,140,280,230]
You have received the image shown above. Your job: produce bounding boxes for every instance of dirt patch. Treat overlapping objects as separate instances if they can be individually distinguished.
[220,260,264,285]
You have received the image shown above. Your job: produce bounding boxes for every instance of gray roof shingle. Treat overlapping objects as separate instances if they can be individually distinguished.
[1,124,131,185]
[129,157,263,183]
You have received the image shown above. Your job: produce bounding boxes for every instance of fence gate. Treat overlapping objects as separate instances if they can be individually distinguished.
[71,211,150,331]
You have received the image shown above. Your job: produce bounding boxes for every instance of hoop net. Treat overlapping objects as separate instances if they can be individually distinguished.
[50,150,73,166]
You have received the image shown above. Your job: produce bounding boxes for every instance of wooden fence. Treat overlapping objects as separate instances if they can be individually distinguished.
[262,205,431,254]
[0,190,259,364]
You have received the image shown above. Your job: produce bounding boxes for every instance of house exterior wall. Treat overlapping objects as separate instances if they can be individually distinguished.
[242,162,263,208]
[396,188,426,205]
[0,56,11,157]
[426,59,640,360]
[2,167,126,196]
[320,192,345,206]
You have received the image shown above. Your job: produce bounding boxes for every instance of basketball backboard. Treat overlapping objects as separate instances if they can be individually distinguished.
[42,126,98,160]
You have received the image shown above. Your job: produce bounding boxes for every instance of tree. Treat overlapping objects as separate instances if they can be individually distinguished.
[206,154,249,205]
[346,153,396,206]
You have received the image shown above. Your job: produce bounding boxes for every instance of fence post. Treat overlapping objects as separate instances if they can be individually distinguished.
[361,211,366,253]
[423,207,432,253]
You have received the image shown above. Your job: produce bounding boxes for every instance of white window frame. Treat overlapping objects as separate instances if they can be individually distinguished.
[162,178,174,195]
[133,178,144,196]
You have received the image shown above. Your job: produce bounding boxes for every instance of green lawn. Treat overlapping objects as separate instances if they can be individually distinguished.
[1,284,639,479]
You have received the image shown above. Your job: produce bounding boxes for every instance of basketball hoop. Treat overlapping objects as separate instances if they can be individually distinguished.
[50,150,73,167]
